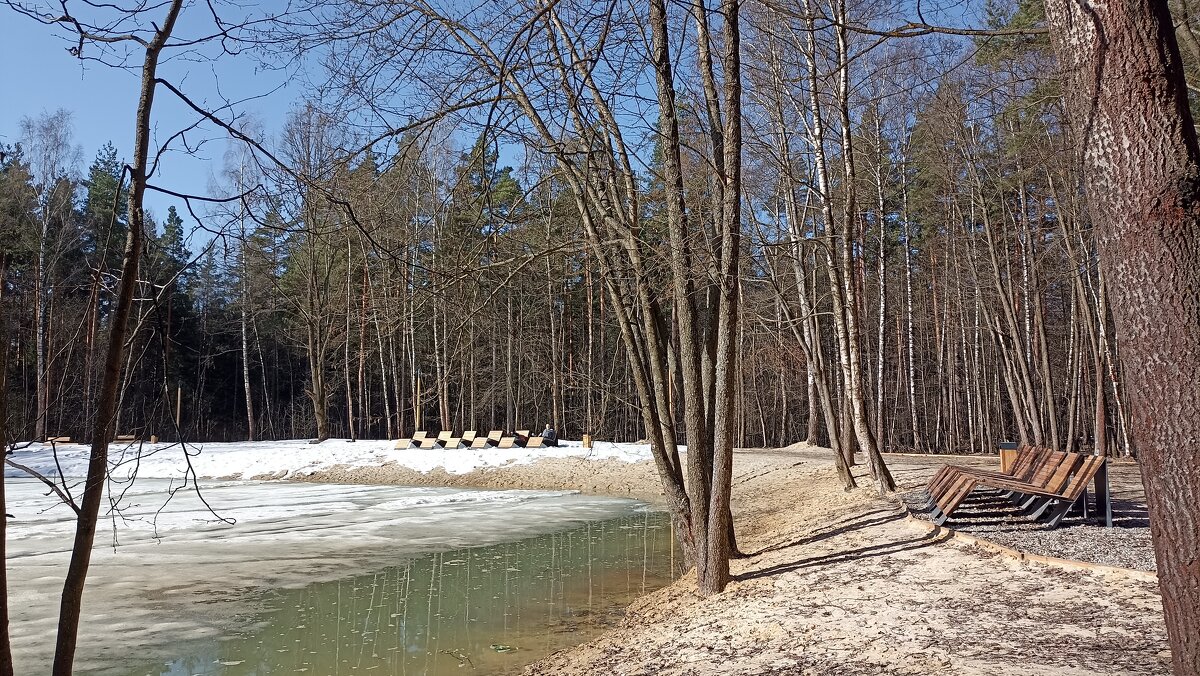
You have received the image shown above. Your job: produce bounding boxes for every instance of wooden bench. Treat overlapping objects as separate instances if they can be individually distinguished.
[524,435,545,449]
[929,449,1072,521]
[395,430,430,449]
[46,436,71,443]
[927,446,1051,499]
[497,436,517,449]
[928,449,1107,527]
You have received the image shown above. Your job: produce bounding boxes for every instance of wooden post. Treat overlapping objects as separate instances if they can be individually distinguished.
[998,441,1019,473]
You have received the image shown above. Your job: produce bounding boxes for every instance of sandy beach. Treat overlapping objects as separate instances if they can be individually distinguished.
[306,444,1170,675]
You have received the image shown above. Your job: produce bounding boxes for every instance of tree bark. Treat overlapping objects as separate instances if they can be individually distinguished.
[1044,1,1200,671]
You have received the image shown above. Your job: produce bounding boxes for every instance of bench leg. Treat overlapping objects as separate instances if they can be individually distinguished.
[1015,494,1043,512]
[1025,497,1055,520]
[1044,500,1075,528]
[1005,491,1030,507]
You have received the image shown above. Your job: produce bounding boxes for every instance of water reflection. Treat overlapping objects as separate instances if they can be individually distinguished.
[144,511,679,675]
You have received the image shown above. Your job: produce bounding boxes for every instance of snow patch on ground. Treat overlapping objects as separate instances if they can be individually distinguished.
[4,437,657,481]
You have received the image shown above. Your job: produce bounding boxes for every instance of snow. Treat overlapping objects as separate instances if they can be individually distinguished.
[4,437,657,481]
[4,478,652,674]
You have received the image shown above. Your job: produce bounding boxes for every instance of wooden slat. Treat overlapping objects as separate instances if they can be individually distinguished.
[1060,456,1108,501]
[469,436,489,449]
[525,436,545,449]
[497,436,516,449]
[413,430,428,440]
[394,438,413,450]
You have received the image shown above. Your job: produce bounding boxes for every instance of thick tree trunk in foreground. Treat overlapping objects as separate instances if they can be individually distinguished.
[52,3,183,672]
[1044,1,1200,672]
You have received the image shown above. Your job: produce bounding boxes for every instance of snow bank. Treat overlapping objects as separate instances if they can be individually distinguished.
[3,437,657,480]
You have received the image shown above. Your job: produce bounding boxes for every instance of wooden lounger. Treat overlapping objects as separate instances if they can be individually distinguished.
[524,436,545,449]
[931,451,1106,527]
[439,437,464,450]
[931,450,1074,521]
[417,437,439,450]
[486,430,503,446]
[927,446,1050,501]
[413,430,428,440]
[497,436,517,449]
[469,435,490,449]
[395,438,413,450]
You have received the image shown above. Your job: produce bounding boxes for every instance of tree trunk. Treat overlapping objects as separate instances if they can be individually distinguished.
[0,255,14,676]
[53,3,183,671]
[1044,1,1200,670]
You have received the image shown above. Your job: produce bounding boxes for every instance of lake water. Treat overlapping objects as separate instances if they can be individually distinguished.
[138,511,678,675]
[3,479,680,674]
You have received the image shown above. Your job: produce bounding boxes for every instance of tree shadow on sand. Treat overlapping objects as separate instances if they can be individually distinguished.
[737,511,952,582]
[748,509,907,557]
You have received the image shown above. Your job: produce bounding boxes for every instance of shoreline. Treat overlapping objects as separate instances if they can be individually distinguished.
[297,444,1170,675]
[296,454,673,505]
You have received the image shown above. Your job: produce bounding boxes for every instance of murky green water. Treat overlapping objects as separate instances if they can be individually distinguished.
[137,511,679,675]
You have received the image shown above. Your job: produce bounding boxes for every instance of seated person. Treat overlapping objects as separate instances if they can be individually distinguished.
[542,423,558,447]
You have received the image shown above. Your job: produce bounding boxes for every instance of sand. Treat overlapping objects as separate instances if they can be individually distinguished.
[309,444,1170,675]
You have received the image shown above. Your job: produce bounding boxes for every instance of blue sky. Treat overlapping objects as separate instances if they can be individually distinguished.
[0,4,305,234]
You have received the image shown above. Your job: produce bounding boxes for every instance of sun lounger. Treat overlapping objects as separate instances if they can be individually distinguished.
[928,450,1107,527]
[524,436,545,449]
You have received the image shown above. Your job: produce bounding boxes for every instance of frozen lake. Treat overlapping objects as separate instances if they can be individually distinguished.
[4,478,677,674]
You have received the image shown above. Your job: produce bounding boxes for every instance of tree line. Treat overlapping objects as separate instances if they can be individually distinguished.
[0,1,1131,462]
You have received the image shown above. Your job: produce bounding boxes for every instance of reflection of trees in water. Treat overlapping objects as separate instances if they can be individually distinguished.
[149,512,679,675]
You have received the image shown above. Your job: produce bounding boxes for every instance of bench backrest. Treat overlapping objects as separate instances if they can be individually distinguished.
[1008,446,1048,481]
[1060,455,1107,500]
[1023,450,1073,488]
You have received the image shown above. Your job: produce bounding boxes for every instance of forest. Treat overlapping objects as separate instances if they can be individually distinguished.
[0,1,1145,456]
